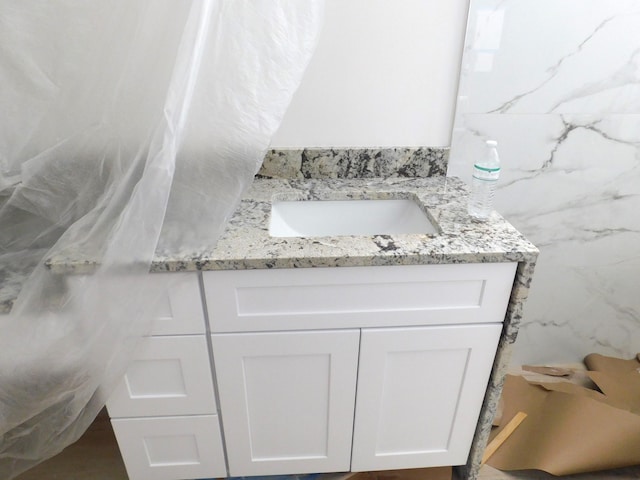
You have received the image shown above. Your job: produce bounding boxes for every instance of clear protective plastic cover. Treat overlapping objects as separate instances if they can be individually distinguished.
[0,1,324,477]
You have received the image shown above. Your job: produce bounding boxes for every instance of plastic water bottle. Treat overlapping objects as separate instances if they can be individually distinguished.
[468,140,501,221]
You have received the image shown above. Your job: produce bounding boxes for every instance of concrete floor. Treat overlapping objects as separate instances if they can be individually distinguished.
[13,408,640,480]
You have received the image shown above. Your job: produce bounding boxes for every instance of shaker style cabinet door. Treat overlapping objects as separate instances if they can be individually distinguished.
[351,324,502,471]
[212,330,360,476]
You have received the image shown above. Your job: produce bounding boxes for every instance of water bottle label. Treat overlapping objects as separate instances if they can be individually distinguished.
[473,164,500,172]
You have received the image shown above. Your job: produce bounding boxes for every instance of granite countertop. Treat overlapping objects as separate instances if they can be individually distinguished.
[44,175,537,275]
[165,176,537,270]
[187,176,538,270]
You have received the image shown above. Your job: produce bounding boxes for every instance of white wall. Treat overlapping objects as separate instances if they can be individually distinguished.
[271,0,470,148]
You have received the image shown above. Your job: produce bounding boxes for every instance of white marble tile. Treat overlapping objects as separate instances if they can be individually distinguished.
[450,114,640,363]
[460,0,640,114]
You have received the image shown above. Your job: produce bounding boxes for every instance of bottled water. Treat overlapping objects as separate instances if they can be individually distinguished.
[468,140,501,221]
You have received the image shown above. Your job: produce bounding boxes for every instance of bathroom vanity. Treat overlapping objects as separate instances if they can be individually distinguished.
[57,174,535,480]
[46,152,538,480]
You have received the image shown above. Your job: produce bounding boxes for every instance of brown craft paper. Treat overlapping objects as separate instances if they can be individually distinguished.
[486,363,640,475]
[522,365,572,377]
[584,353,640,374]
[587,371,640,415]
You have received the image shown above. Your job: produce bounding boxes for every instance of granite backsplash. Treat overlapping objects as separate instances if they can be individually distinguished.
[257,147,449,179]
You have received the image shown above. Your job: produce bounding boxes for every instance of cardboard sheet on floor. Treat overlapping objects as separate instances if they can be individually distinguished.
[486,354,640,476]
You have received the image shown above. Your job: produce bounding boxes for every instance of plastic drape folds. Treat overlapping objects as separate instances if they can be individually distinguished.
[0,1,324,477]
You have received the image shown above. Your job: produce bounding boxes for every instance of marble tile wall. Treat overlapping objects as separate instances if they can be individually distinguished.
[449,0,640,364]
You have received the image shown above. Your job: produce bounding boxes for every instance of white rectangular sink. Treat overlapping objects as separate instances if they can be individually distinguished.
[269,199,438,238]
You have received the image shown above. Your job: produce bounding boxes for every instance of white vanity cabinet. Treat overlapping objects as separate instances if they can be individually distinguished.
[204,262,516,476]
[100,273,227,480]
[212,330,360,476]
[351,324,501,471]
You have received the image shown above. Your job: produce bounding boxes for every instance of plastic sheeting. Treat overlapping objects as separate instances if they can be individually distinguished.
[0,1,324,477]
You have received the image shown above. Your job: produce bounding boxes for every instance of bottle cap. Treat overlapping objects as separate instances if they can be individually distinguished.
[486,140,498,147]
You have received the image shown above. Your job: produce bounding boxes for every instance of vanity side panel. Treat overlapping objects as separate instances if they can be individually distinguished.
[455,259,538,480]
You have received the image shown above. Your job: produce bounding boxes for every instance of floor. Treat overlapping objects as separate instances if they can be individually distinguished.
[477,466,640,480]
[13,408,640,480]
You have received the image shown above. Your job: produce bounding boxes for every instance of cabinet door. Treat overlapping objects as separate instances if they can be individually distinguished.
[351,324,502,471]
[212,330,360,476]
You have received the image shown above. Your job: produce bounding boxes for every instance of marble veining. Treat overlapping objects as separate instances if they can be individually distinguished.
[450,3,639,475]
[461,0,640,115]
[451,0,640,367]
[450,114,640,366]
[258,147,449,179]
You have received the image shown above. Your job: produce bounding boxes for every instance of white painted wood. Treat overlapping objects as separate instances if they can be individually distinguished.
[204,263,516,332]
[146,272,205,335]
[106,335,216,418]
[212,330,360,476]
[351,323,502,471]
[111,415,227,480]
[67,272,205,335]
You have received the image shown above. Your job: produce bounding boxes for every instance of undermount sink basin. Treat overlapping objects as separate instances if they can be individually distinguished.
[269,198,438,238]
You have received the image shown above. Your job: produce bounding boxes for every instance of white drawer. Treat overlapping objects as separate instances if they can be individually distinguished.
[106,335,216,417]
[146,272,206,335]
[111,415,227,480]
[203,263,517,332]
[66,272,205,335]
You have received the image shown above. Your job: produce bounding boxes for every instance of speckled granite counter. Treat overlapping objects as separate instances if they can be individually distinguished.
[45,176,537,274]
[165,175,537,271]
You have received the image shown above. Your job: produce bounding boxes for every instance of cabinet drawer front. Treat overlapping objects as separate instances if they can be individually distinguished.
[111,415,227,480]
[146,272,206,335]
[106,335,216,417]
[204,263,516,332]
[212,330,360,476]
[351,323,502,471]
[66,272,205,335]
